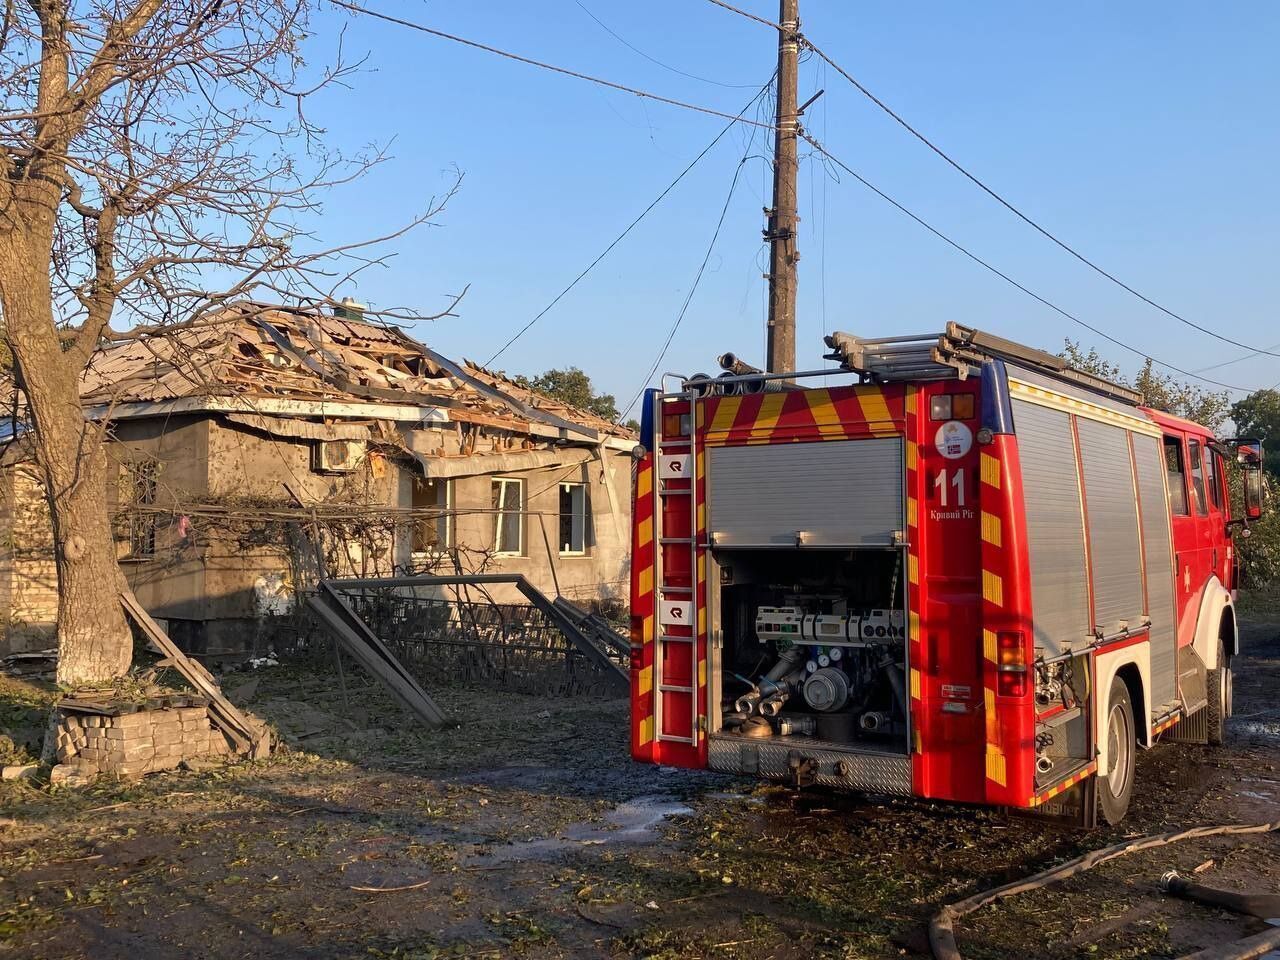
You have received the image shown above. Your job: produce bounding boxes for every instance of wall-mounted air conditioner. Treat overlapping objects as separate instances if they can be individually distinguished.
[312,439,366,473]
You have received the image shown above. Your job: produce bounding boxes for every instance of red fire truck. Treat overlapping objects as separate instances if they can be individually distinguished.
[628,325,1265,825]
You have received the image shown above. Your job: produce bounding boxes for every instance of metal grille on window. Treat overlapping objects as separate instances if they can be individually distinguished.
[492,478,523,555]
[128,461,158,558]
[559,483,587,554]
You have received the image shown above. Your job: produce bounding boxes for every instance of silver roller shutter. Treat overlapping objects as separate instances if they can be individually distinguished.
[707,438,903,548]
[1012,400,1090,656]
[1076,418,1145,637]
[1133,434,1178,709]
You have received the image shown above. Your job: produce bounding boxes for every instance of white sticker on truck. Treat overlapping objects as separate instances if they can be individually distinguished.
[660,454,692,479]
[660,599,694,626]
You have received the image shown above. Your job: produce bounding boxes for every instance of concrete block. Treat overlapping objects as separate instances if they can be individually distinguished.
[104,726,152,742]
[49,763,94,786]
[177,707,207,722]
[79,746,102,762]
[114,743,154,763]
[112,712,152,733]
[152,728,182,747]
[1,764,38,781]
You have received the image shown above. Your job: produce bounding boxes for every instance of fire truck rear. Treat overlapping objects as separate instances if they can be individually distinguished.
[628,325,1266,825]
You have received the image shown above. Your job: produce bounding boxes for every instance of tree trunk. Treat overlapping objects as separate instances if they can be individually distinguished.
[0,207,133,688]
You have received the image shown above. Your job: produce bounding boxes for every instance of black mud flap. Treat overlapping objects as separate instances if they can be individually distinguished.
[1010,776,1098,829]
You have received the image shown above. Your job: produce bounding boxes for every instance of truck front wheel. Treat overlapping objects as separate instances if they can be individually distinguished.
[1206,639,1232,746]
[1098,676,1136,826]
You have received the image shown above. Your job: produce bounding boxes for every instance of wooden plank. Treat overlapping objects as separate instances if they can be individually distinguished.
[120,591,258,754]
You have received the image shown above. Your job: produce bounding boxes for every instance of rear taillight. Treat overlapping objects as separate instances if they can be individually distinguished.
[996,631,1028,697]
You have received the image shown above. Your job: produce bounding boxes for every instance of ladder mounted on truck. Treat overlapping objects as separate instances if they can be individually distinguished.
[824,322,1143,406]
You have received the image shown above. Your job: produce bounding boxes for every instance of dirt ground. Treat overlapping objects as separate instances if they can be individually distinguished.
[3,601,1280,960]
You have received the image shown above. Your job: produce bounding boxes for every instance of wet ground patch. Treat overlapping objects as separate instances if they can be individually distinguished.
[1,614,1279,958]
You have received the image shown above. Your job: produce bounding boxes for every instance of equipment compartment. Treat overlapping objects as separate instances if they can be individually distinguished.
[711,548,909,756]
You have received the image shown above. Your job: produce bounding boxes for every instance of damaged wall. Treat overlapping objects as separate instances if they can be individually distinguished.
[0,411,632,657]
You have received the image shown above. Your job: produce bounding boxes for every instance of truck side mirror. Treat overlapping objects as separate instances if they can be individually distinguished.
[1236,439,1265,521]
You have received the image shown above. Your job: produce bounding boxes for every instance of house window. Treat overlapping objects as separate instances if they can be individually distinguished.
[492,477,524,556]
[411,477,452,553]
[1188,439,1208,516]
[127,460,158,558]
[559,483,588,555]
[1163,436,1189,517]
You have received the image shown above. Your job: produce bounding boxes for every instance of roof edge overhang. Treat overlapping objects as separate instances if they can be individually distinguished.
[84,396,635,451]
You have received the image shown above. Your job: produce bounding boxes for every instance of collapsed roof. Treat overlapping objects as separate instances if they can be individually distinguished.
[80,303,632,444]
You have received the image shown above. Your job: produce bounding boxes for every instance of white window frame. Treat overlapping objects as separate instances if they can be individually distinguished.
[559,482,589,556]
[411,477,453,556]
[492,477,525,556]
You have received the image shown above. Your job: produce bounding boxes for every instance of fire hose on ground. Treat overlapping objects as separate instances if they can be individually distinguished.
[929,820,1280,960]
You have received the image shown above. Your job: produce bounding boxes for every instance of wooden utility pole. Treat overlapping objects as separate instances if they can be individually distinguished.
[765,0,800,374]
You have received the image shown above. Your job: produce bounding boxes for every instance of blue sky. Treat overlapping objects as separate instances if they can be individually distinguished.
[302,1,1280,416]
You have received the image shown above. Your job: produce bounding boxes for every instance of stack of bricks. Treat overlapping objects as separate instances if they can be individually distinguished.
[55,700,232,779]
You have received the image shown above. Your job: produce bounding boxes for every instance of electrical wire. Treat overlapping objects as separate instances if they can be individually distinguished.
[799,131,1256,394]
[700,0,1280,361]
[1193,342,1280,374]
[572,0,758,89]
[618,145,760,420]
[482,79,774,365]
[329,0,778,133]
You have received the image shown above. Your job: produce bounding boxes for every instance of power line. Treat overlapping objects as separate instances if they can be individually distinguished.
[619,141,763,420]
[483,80,774,366]
[702,0,784,31]
[700,0,1280,362]
[572,0,758,89]
[1193,342,1280,375]
[329,0,778,133]
[799,131,1255,394]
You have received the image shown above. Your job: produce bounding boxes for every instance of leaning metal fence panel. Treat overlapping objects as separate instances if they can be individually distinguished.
[335,586,621,697]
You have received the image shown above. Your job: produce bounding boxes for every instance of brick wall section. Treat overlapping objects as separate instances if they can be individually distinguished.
[55,703,231,778]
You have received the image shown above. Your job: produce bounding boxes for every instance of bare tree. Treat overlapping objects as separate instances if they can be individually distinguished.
[0,1,450,685]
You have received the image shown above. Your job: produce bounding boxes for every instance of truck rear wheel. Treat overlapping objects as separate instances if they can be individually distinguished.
[1206,639,1232,746]
[1098,676,1136,826]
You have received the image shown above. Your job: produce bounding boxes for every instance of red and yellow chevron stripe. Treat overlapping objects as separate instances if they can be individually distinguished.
[702,384,905,448]
[1028,761,1098,808]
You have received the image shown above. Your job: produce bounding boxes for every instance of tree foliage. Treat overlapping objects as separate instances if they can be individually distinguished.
[1060,341,1230,430]
[0,1,445,684]
[516,367,619,422]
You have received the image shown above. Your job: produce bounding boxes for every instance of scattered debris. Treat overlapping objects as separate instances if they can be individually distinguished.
[0,763,37,781]
[348,879,432,894]
[122,590,270,758]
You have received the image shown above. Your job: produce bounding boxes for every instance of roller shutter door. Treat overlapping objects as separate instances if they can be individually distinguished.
[1133,434,1178,709]
[1012,400,1090,657]
[1076,418,1144,637]
[707,438,902,548]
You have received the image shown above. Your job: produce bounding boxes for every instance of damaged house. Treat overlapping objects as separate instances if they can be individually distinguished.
[0,302,635,655]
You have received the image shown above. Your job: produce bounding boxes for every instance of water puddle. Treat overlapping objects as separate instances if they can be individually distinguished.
[1235,720,1280,742]
[464,795,692,865]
